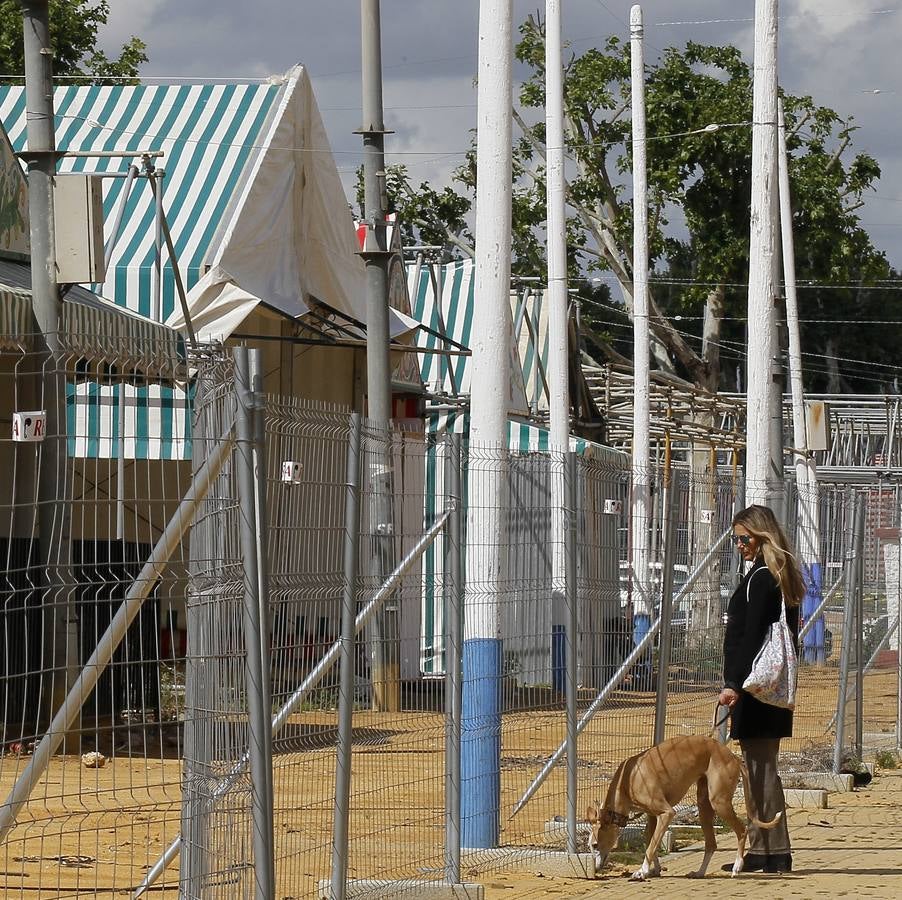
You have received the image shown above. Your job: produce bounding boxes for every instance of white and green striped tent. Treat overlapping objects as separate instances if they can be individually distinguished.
[1,67,382,459]
[407,258,627,675]
[407,257,557,423]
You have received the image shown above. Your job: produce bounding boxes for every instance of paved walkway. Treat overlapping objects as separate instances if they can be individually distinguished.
[483,769,902,899]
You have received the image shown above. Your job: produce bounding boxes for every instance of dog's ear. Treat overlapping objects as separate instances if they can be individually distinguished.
[585,803,599,823]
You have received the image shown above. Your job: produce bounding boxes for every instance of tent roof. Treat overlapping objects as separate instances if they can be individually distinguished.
[0,69,403,342]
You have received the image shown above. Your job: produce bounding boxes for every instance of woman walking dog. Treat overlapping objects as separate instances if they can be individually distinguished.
[718,504,805,874]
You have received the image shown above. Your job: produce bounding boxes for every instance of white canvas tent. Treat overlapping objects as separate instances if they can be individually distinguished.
[167,66,414,342]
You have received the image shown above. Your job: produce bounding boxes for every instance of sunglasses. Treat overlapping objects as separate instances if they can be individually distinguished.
[730,534,753,546]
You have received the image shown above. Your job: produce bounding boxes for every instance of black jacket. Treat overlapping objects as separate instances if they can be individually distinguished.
[723,559,800,741]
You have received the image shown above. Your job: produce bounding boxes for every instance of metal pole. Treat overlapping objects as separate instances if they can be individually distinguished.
[746,0,780,507]
[104,163,139,270]
[834,493,864,774]
[898,524,902,748]
[116,383,127,540]
[249,349,274,853]
[564,451,579,854]
[152,167,164,322]
[654,467,679,746]
[22,0,78,746]
[331,413,362,900]
[629,3,653,636]
[463,0,513,850]
[546,0,569,451]
[512,527,732,817]
[133,506,453,898]
[147,176,197,346]
[445,434,463,884]
[798,573,844,642]
[0,425,235,843]
[546,9,572,807]
[359,0,399,713]
[855,502,865,760]
[779,98,824,664]
[233,345,274,900]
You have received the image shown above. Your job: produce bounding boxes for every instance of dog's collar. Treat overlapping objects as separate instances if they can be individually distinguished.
[599,809,630,828]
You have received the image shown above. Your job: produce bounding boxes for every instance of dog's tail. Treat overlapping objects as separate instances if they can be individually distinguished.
[739,761,783,829]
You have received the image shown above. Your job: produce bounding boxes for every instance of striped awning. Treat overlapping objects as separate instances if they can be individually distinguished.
[1,282,191,461]
[0,80,284,322]
[1,281,186,377]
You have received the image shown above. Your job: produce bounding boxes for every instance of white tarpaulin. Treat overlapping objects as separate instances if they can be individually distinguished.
[168,66,412,341]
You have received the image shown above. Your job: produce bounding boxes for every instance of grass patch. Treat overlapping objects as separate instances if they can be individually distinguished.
[608,849,646,866]
[670,824,731,851]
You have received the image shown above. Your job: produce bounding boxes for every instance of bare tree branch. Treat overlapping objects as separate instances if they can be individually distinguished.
[827,135,851,174]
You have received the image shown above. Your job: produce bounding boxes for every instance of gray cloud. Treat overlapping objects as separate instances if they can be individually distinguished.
[98,1,901,267]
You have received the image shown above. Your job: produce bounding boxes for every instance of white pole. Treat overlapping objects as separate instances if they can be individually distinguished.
[545,0,570,700]
[746,0,780,508]
[779,98,824,662]
[630,5,652,633]
[546,0,569,452]
[463,0,513,850]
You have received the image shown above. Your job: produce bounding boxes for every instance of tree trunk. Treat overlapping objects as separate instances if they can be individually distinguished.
[701,285,726,392]
[687,438,721,651]
[825,337,842,394]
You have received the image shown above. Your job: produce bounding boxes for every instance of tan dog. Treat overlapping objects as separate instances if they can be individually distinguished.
[586,734,781,881]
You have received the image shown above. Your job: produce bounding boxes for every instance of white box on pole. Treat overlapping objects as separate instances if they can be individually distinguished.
[804,401,831,451]
[54,175,106,284]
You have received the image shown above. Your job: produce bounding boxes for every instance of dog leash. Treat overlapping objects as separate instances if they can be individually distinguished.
[711,702,731,734]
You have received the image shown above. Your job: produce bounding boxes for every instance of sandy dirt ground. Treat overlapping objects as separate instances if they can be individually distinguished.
[0,666,897,898]
[481,769,902,900]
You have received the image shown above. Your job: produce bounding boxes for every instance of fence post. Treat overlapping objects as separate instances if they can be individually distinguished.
[565,451,580,853]
[898,529,902,748]
[331,413,363,900]
[834,492,865,774]
[233,345,275,900]
[654,468,678,746]
[249,348,274,854]
[855,495,866,761]
[445,434,464,884]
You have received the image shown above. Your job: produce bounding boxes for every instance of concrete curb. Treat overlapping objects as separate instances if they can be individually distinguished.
[783,771,854,792]
[318,880,484,899]
[784,788,828,808]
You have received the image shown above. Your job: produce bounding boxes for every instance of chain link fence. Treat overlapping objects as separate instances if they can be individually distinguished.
[2,334,901,897]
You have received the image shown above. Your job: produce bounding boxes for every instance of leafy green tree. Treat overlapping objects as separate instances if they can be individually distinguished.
[0,1,146,79]
[389,18,892,394]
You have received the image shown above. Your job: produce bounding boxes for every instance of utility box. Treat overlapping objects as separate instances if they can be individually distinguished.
[805,400,831,452]
[54,175,106,284]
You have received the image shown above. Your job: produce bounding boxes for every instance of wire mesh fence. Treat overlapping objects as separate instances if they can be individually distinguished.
[1,332,901,898]
[1,332,193,897]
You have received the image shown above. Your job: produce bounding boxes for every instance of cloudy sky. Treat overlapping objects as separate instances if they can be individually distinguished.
[99,1,901,269]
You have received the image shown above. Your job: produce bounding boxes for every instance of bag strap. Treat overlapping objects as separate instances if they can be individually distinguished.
[745,565,765,603]
[746,565,788,623]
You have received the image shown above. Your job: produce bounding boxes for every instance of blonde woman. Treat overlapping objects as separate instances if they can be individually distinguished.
[718,504,805,875]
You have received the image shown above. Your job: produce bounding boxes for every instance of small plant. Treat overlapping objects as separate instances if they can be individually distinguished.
[875,749,901,770]
[839,752,873,786]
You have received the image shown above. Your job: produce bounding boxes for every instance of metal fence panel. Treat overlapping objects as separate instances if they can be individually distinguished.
[4,338,902,899]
